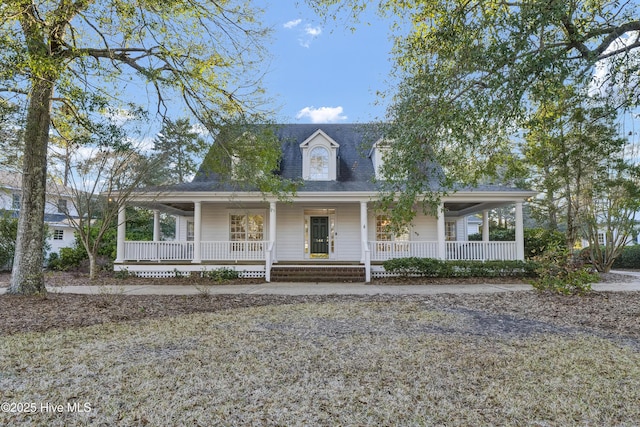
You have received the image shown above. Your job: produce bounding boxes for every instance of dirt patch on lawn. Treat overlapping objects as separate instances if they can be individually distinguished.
[1,290,639,350]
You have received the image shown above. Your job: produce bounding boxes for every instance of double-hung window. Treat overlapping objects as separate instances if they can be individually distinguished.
[375,215,409,253]
[230,213,264,252]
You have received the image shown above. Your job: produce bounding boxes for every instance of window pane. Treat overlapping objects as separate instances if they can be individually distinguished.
[247,214,264,241]
[58,199,67,214]
[186,221,194,241]
[445,221,457,241]
[376,215,392,241]
[230,214,246,241]
[309,147,329,180]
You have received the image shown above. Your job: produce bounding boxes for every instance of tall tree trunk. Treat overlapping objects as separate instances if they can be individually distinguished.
[8,78,54,295]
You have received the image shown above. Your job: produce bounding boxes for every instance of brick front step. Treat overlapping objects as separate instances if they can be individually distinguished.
[270,266,366,282]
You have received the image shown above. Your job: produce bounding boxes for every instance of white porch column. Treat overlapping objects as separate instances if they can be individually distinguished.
[437,203,446,260]
[360,201,368,263]
[115,205,126,263]
[192,201,202,263]
[482,210,489,242]
[153,209,160,242]
[269,201,277,262]
[515,201,525,260]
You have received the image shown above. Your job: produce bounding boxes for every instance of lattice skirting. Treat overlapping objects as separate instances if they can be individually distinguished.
[114,264,266,279]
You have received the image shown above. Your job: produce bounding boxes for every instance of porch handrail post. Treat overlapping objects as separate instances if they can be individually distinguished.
[364,244,371,283]
[360,201,367,263]
[265,244,272,282]
[437,203,446,260]
[192,201,202,263]
[115,204,126,263]
[515,201,525,260]
[269,201,277,263]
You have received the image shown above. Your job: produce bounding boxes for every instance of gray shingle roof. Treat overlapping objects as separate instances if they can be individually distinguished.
[186,123,383,192]
[142,123,532,195]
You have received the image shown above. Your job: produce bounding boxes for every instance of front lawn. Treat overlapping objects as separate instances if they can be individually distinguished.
[1,296,639,426]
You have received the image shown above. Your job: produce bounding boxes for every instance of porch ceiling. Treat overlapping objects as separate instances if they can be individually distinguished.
[444,201,515,217]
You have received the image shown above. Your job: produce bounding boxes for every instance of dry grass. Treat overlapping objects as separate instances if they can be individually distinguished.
[1,300,639,426]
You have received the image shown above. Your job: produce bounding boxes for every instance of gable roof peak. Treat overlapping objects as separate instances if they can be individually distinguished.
[299,128,340,148]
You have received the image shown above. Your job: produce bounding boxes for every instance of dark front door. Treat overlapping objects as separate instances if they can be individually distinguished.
[310,216,329,256]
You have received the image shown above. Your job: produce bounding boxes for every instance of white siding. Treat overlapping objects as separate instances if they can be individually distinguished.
[335,204,361,261]
[201,205,228,241]
[276,204,304,261]
[48,227,76,254]
[410,212,438,241]
[367,211,437,241]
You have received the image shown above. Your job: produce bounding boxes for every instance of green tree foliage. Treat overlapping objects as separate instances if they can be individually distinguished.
[150,118,208,185]
[524,89,624,247]
[309,0,640,226]
[0,212,18,270]
[522,88,640,271]
[1,0,272,294]
[0,100,24,172]
[199,118,299,199]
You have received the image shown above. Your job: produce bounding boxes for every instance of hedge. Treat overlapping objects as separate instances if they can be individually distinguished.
[382,257,538,278]
[611,245,640,269]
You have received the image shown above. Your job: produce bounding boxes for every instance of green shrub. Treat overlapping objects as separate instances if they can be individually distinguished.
[202,267,239,282]
[0,213,18,270]
[530,248,598,295]
[114,268,136,279]
[383,257,537,278]
[47,245,88,271]
[612,245,640,269]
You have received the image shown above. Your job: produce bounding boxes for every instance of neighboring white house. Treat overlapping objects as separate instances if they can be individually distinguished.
[115,124,536,281]
[0,170,78,255]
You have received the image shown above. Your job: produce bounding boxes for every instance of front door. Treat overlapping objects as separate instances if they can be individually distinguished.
[310,216,329,258]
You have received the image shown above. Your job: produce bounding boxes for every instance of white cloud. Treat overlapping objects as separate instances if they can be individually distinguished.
[305,25,322,37]
[103,108,138,126]
[283,19,302,29]
[296,106,348,123]
[589,31,640,100]
[283,18,322,48]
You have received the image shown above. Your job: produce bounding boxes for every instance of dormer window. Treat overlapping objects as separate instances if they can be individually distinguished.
[309,147,329,180]
[300,129,339,181]
[369,138,389,180]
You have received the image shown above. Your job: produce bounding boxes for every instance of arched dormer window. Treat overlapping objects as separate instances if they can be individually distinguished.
[309,146,329,180]
[300,129,339,181]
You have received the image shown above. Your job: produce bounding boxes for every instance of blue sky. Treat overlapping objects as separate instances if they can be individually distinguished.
[258,3,396,124]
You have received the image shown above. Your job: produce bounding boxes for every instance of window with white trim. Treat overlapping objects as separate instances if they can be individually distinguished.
[53,229,64,240]
[186,220,194,241]
[445,221,457,241]
[375,215,409,252]
[12,193,20,210]
[57,199,68,214]
[309,146,329,180]
[230,213,264,251]
[300,130,339,181]
[597,232,605,245]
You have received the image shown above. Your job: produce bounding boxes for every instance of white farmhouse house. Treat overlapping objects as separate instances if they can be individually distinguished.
[0,170,78,255]
[115,124,536,281]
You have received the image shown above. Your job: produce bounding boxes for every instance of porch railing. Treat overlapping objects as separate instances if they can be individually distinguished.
[369,240,517,261]
[124,241,194,261]
[123,240,517,262]
[369,241,439,261]
[445,241,516,261]
[123,241,265,262]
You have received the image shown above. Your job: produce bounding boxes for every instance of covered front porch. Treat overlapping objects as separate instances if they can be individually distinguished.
[114,192,530,281]
[114,193,529,282]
